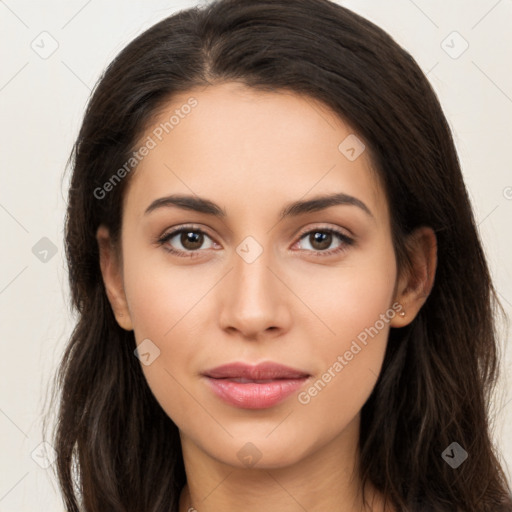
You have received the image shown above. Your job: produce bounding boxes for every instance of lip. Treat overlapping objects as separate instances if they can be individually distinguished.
[202,362,310,409]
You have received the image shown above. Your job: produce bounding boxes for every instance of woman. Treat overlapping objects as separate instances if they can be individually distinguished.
[47,0,512,510]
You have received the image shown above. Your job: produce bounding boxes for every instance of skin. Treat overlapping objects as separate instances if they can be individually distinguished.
[97,82,437,512]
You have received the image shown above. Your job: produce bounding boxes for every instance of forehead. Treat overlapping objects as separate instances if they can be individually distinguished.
[124,82,387,223]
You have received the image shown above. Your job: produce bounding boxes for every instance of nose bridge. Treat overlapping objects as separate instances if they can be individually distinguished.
[219,235,288,336]
[232,235,278,308]
[234,243,273,297]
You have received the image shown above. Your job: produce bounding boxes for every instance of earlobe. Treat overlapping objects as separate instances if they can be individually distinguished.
[96,225,134,331]
[390,226,437,328]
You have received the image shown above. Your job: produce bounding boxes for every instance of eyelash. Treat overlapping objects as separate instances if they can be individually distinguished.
[156,224,354,258]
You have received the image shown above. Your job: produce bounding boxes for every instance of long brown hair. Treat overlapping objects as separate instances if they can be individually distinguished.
[46,0,512,510]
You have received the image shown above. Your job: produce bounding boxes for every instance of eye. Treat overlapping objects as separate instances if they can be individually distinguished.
[294,227,353,256]
[157,226,218,257]
[156,224,354,258]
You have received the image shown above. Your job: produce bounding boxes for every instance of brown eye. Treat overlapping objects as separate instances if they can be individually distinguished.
[158,227,216,256]
[296,228,353,255]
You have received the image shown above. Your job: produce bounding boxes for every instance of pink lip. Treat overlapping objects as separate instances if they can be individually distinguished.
[202,362,310,409]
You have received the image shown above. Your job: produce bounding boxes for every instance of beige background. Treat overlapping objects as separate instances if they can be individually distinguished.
[0,0,511,509]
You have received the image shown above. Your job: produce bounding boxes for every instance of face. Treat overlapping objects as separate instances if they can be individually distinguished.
[100,81,408,469]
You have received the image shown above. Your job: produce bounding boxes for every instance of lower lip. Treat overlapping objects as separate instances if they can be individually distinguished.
[204,377,309,409]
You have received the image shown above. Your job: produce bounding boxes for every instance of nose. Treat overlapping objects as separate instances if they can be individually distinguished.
[218,241,292,340]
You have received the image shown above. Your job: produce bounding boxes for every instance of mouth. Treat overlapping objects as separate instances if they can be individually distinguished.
[201,361,311,409]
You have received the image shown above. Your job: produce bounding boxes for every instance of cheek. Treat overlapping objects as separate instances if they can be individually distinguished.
[123,246,215,340]
[292,237,397,343]
[121,252,221,414]
[123,270,203,426]
[292,242,397,414]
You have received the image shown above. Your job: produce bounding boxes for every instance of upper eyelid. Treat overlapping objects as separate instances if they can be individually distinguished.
[295,224,352,239]
[160,224,216,242]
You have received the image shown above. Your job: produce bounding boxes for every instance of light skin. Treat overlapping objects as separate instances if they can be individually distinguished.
[97,82,437,511]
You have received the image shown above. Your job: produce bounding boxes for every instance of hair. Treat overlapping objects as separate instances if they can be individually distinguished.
[45,0,512,510]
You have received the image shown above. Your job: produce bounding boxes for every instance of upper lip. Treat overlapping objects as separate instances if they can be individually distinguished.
[202,362,310,380]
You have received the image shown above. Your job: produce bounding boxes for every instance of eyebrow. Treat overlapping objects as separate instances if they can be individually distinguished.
[144,192,373,219]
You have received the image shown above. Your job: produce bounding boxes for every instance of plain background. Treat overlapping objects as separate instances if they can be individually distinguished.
[0,0,511,510]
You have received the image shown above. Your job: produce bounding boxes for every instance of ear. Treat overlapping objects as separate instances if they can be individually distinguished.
[390,226,437,328]
[96,225,134,331]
